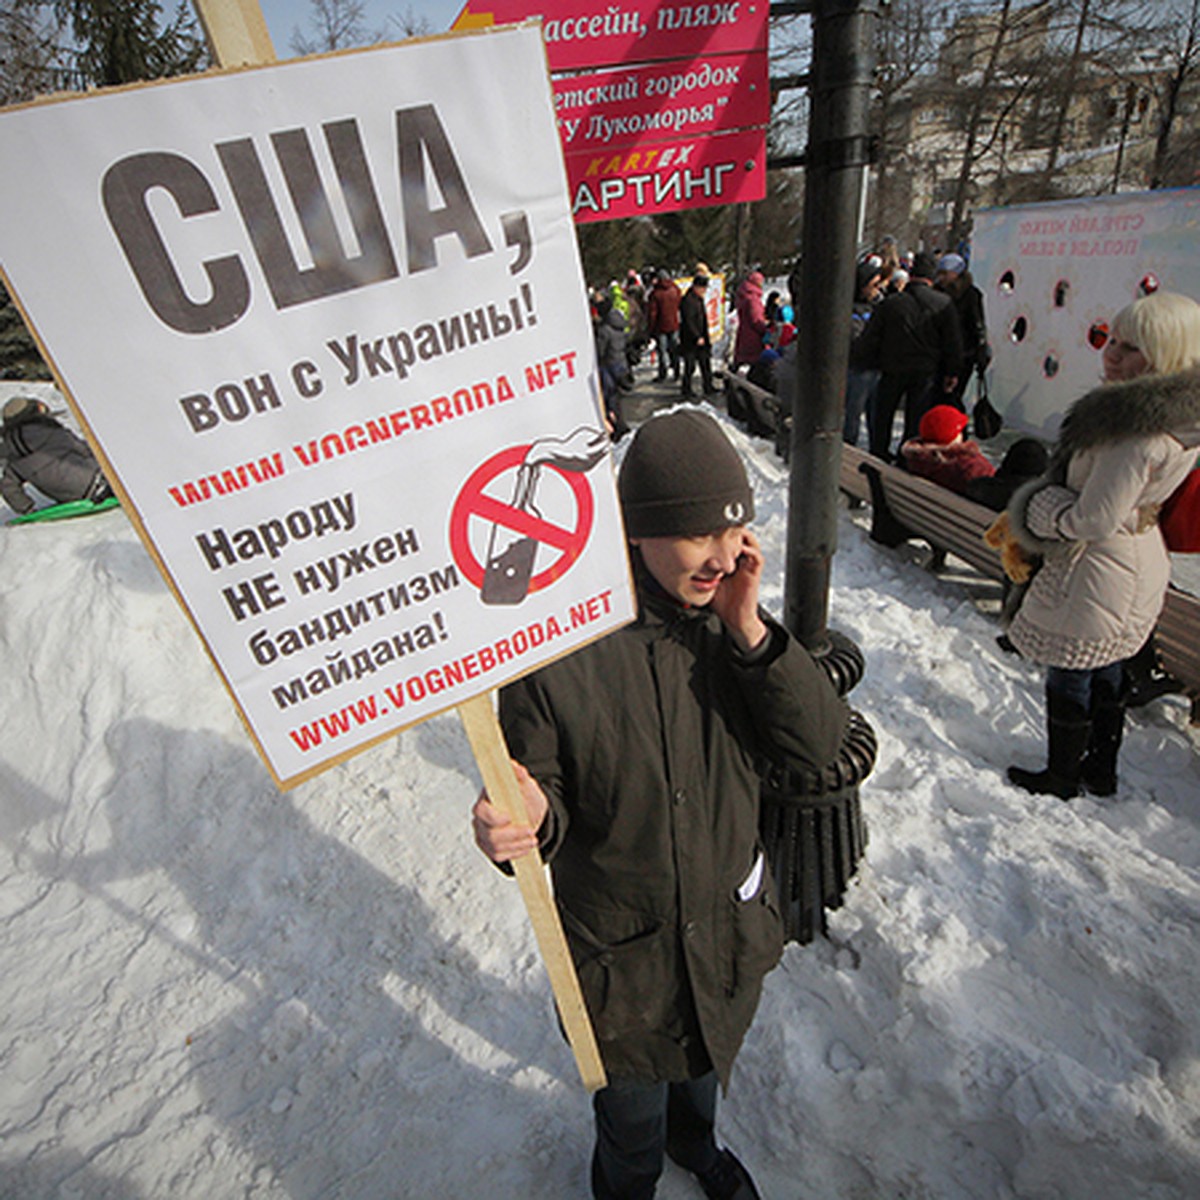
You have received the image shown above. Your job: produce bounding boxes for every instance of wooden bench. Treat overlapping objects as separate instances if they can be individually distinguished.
[839,442,873,504]
[848,445,1008,581]
[1157,588,1200,723]
[718,378,1001,567]
[723,370,790,460]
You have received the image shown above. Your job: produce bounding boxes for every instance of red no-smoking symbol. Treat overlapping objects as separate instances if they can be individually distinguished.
[449,444,594,598]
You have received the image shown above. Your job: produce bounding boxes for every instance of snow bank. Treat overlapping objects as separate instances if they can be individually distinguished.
[2,412,1198,1199]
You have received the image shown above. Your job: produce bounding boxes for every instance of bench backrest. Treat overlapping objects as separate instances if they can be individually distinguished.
[1158,587,1200,689]
[852,449,1008,581]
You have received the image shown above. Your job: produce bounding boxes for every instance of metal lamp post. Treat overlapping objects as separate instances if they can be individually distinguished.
[761,0,881,944]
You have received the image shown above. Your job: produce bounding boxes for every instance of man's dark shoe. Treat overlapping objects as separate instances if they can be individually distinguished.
[694,1149,761,1200]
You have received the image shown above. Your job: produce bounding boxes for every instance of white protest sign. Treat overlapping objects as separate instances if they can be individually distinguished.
[0,27,636,789]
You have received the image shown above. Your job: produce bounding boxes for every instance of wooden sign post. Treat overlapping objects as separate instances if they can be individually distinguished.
[457,695,606,1090]
[190,0,608,1092]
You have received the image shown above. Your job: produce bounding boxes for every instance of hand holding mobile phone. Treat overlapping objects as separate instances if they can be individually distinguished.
[712,531,767,652]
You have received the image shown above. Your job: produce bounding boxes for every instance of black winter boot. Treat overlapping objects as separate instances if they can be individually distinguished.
[1008,692,1091,800]
[693,1150,761,1200]
[1081,684,1125,797]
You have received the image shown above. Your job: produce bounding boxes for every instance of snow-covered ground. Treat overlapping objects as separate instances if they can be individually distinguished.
[2,398,1198,1199]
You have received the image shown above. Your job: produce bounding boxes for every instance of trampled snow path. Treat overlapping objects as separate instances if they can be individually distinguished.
[2,410,1198,1199]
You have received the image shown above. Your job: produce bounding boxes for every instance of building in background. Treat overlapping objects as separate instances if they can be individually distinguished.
[865,1,1200,253]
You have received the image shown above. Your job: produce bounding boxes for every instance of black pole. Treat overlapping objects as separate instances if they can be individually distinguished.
[784,0,878,649]
[761,0,880,947]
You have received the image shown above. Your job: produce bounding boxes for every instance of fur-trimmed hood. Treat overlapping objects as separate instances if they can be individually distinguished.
[1052,366,1200,466]
[1007,366,1200,557]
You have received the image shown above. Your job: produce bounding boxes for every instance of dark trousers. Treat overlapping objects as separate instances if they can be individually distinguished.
[680,345,713,398]
[601,367,630,439]
[844,367,880,446]
[1045,661,1127,791]
[869,370,937,459]
[591,1072,720,1199]
[1047,662,1124,710]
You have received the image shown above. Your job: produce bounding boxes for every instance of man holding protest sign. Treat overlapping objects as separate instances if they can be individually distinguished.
[474,411,849,1199]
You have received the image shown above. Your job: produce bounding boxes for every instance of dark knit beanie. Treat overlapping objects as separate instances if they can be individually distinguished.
[997,437,1049,479]
[619,410,753,537]
[855,260,881,297]
[911,251,938,280]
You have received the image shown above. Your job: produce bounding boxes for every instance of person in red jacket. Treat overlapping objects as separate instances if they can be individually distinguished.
[733,271,768,367]
[646,269,683,382]
[899,404,996,493]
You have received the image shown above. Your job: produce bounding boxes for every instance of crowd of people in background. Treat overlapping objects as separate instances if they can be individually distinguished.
[588,263,723,438]
[589,252,840,448]
[849,247,969,460]
[585,248,1200,818]
[718,237,990,469]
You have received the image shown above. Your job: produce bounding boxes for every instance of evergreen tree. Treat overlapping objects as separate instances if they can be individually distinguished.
[1,1,62,104]
[676,204,736,275]
[0,2,207,379]
[0,280,51,382]
[648,205,736,278]
[577,218,653,290]
[52,0,208,87]
[745,169,804,277]
[646,212,692,277]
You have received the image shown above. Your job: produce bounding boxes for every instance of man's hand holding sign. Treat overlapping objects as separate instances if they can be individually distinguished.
[472,759,549,863]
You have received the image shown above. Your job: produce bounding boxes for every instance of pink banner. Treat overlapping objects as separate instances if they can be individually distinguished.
[566,127,766,222]
[453,1,769,72]
[554,51,769,155]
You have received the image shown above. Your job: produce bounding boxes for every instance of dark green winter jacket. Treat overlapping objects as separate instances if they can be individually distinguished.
[499,576,849,1086]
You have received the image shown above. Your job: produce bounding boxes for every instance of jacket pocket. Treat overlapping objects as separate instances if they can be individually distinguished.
[560,902,677,1041]
[727,858,784,997]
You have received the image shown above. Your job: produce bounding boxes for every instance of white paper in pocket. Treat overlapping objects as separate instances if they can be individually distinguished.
[736,851,765,902]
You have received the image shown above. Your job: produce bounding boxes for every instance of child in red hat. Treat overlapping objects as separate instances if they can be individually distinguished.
[900,404,996,493]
